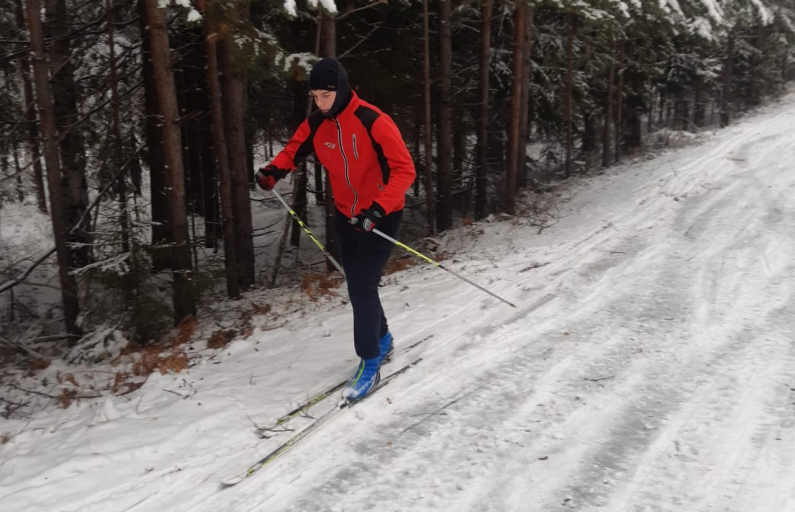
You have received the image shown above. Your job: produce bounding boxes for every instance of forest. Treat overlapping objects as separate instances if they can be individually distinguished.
[0,0,793,361]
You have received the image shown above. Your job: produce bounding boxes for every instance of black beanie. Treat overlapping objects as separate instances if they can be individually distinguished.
[309,59,339,91]
[309,58,352,117]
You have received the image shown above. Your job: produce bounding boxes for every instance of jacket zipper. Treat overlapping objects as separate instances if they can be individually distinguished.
[352,134,359,160]
[334,119,357,217]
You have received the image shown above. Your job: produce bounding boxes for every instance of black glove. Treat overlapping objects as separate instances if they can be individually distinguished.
[255,165,289,191]
[351,202,386,232]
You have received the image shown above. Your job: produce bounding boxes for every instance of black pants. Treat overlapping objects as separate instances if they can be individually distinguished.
[335,208,402,360]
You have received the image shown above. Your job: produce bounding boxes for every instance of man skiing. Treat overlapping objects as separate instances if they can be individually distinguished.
[255,58,416,401]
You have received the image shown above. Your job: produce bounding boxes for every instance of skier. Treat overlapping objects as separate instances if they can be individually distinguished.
[255,58,416,401]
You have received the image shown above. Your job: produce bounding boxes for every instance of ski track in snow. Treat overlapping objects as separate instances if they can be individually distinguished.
[1,95,794,512]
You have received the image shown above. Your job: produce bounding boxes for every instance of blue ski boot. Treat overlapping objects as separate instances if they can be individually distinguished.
[343,357,381,402]
[377,332,394,366]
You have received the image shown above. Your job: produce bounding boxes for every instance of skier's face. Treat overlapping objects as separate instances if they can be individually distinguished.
[311,90,337,114]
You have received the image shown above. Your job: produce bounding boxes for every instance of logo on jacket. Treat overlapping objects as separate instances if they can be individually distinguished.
[324,142,336,150]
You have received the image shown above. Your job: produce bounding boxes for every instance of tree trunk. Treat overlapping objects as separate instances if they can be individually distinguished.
[614,41,624,164]
[107,0,130,254]
[291,69,308,248]
[423,0,436,234]
[143,0,196,324]
[506,4,525,215]
[205,23,239,299]
[45,0,92,268]
[14,0,48,214]
[582,111,595,152]
[12,138,24,203]
[517,6,533,190]
[602,47,614,168]
[721,30,734,128]
[436,0,453,231]
[25,0,82,342]
[750,26,765,107]
[625,69,643,149]
[453,120,465,181]
[475,0,491,220]
[218,3,255,289]
[139,0,170,271]
[173,26,215,247]
[413,103,421,197]
[314,160,323,204]
[565,12,574,178]
[693,77,704,127]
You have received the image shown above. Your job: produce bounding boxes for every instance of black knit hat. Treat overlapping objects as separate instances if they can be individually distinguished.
[309,59,339,91]
[309,58,352,118]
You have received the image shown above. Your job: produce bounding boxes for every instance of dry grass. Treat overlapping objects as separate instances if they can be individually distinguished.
[207,329,237,350]
[383,256,416,276]
[132,348,188,376]
[175,315,197,346]
[57,388,79,409]
[28,358,51,375]
[301,272,344,301]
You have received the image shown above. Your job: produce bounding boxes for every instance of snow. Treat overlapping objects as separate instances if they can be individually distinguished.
[309,0,338,15]
[286,0,338,16]
[699,0,725,23]
[2,93,795,511]
[283,0,297,17]
[186,9,202,23]
[750,0,774,25]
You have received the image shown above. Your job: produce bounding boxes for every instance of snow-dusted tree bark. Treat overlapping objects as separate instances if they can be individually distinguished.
[25,0,82,342]
[436,0,453,231]
[506,3,526,215]
[517,6,533,190]
[565,12,574,178]
[423,0,436,234]
[603,46,614,168]
[143,0,196,323]
[106,0,129,254]
[13,0,47,214]
[721,29,735,127]
[138,0,170,272]
[45,0,92,268]
[204,16,239,299]
[614,41,624,164]
[218,1,255,289]
[475,0,491,221]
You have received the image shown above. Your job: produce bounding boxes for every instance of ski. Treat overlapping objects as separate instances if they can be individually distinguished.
[220,358,422,487]
[255,336,432,434]
[272,380,348,427]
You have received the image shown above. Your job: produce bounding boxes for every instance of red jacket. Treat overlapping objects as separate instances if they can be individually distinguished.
[270,92,415,218]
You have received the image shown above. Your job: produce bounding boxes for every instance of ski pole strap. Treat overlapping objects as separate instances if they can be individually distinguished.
[271,188,346,277]
[371,228,516,309]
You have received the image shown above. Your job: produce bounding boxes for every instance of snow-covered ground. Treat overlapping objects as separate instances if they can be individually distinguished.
[2,92,794,512]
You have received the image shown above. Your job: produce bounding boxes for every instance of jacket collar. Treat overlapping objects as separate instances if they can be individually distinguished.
[330,91,360,120]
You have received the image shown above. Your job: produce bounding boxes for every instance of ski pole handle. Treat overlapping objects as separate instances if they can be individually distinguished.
[271,188,346,277]
[371,228,516,308]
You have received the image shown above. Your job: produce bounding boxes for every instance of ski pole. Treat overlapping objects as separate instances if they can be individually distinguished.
[271,188,346,277]
[371,228,516,308]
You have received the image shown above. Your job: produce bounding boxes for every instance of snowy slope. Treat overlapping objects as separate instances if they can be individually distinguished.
[1,92,794,512]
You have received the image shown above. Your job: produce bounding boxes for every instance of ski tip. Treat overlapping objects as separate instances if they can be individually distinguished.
[220,475,245,487]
